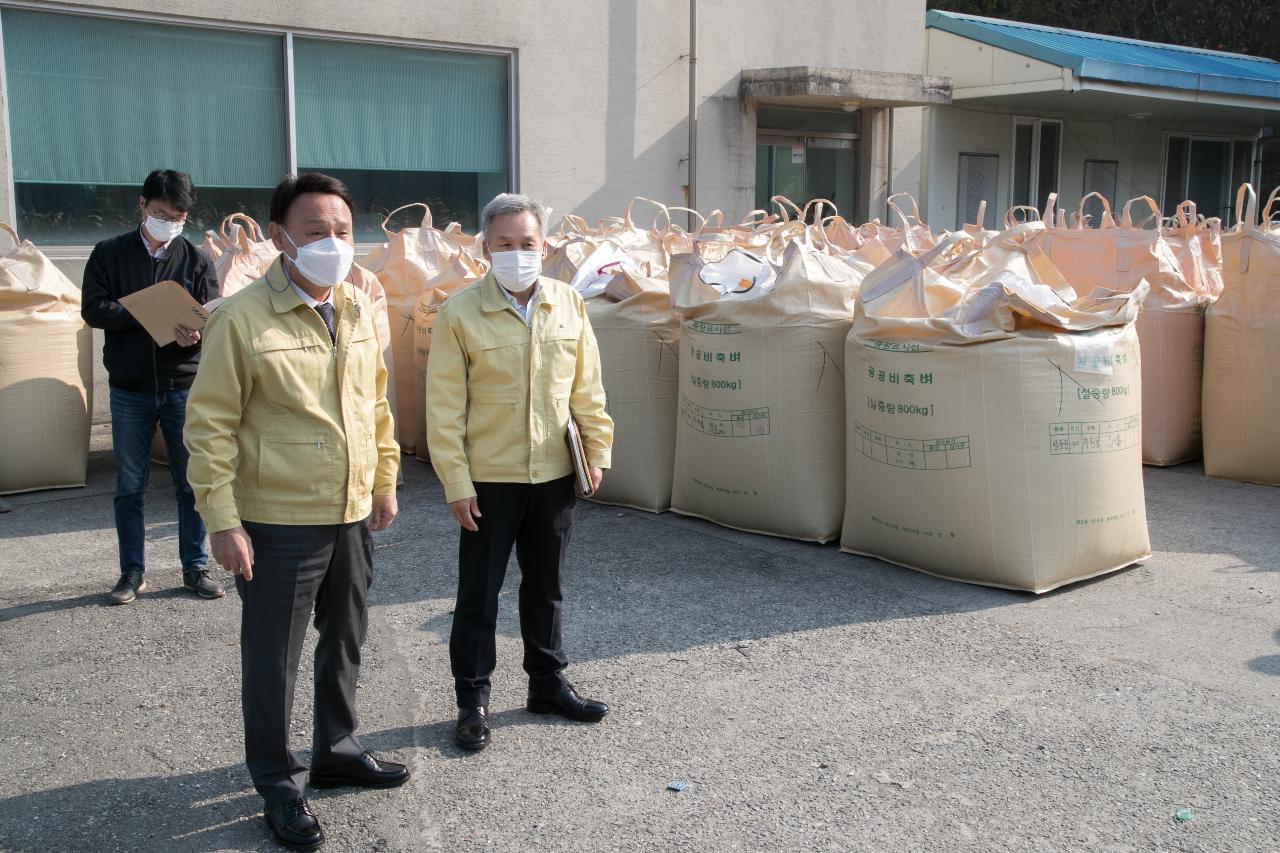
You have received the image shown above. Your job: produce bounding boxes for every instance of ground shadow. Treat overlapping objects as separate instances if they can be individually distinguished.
[0,584,198,624]
[379,465,1023,665]
[0,764,271,853]
[1246,628,1280,677]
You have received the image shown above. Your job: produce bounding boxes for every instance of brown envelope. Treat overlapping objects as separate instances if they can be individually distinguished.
[118,280,210,346]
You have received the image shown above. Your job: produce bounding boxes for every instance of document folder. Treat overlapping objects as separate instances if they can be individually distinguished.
[566,418,595,497]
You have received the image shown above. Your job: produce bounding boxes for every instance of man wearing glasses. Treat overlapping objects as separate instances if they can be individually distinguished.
[81,169,222,605]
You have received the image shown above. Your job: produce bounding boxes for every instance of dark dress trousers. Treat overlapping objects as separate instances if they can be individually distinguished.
[450,475,576,707]
[238,519,373,804]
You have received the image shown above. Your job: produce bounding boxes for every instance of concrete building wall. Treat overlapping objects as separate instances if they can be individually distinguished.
[922,105,1258,231]
[8,1,928,423]
[3,0,926,230]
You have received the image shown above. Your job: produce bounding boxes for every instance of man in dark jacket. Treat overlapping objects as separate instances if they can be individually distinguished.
[82,169,222,605]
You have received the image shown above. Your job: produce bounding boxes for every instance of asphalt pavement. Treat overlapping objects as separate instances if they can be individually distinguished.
[1,426,1277,852]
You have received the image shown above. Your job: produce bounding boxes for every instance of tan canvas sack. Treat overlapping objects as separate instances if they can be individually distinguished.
[1203,185,1280,485]
[1041,194,1216,465]
[360,203,487,458]
[585,271,681,512]
[841,234,1151,592]
[0,223,92,494]
[669,239,862,542]
[214,213,280,299]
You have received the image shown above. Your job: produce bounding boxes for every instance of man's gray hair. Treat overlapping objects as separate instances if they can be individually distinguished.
[480,193,548,243]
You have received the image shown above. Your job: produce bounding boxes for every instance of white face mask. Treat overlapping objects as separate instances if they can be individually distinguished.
[489,249,542,292]
[143,214,184,243]
[284,231,355,288]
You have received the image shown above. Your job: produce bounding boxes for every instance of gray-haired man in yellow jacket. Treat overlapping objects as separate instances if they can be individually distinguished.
[185,173,406,851]
[426,193,614,753]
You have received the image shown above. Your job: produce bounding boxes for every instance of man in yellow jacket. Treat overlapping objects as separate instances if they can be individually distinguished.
[185,173,406,851]
[426,193,614,752]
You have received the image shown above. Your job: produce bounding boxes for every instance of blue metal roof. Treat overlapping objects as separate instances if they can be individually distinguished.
[927,10,1280,101]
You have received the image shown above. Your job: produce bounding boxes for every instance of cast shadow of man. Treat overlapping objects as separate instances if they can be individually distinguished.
[0,764,272,853]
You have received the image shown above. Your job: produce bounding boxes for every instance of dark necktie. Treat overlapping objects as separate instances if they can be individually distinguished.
[314,302,335,342]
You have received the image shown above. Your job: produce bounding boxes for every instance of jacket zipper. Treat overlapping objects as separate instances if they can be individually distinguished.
[151,254,161,393]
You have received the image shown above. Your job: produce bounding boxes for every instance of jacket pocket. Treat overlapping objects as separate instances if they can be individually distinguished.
[468,333,529,393]
[258,431,338,506]
[251,331,328,410]
[464,398,523,470]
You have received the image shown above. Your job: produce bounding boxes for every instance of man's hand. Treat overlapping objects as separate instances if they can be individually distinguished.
[174,324,202,347]
[211,526,254,581]
[449,497,482,532]
[589,466,604,493]
[370,494,398,531]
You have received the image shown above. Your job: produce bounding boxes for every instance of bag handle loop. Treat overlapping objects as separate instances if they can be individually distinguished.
[770,195,804,223]
[1121,196,1162,230]
[1076,192,1116,229]
[1234,183,1258,229]
[380,202,433,238]
[0,222,21,251]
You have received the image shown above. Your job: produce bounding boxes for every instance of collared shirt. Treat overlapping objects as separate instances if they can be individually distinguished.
[499,280,543,327]
[283,262,335,307]
[139,228,173,260]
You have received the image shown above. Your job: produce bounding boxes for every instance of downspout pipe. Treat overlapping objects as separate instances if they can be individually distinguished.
[688,0,697,230]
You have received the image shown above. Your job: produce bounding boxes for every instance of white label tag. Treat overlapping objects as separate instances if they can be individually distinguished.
[1073,336,1114,375]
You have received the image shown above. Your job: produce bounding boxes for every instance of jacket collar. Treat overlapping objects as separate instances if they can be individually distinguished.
[478,271,560,314]
[265,257,354,315]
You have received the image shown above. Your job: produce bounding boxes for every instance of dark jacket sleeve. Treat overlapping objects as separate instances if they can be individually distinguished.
[80,243,139,331]
[192,247,217,304]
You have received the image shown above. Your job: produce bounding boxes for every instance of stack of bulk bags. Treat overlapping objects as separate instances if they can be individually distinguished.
[1203,185,1280,485]
[586,271,681,512]
[0,224,92,494]
[1042,194,1220,465]
[360,203,487,459]
[546,198,686,511]
[841,233,1151,593]
[544,198,682,288]
[669,237,863,542]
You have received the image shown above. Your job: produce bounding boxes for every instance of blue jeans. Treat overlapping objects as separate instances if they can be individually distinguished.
[109,386,209,575]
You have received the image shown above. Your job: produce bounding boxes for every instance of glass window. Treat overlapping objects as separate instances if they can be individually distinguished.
[1163,136,1189,217]
[1011,119,1059,212]
[1012,123,1034,208]
[293,38,509,239]
[1163,135,1251,223]
[1036,122,1061,210]
[1231,140,1254,225]
[2,9,285,245]
[757,107,858,135]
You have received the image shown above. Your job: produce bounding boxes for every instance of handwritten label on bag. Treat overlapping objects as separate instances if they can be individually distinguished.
[1073,335,1114,375]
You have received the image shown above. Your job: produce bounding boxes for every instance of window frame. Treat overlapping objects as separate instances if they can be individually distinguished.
[1009,117,1063,213]
[1159,131,1257,225]
[0,1,518,250]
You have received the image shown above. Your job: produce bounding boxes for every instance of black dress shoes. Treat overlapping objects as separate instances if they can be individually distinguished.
[527,682,608,722]
[265,797,324,851]
[309,751,410,789]
[455,706,491,751]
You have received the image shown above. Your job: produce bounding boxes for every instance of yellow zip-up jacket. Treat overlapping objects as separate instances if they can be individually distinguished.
[184,258,399,532]
[426,273,613,503]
